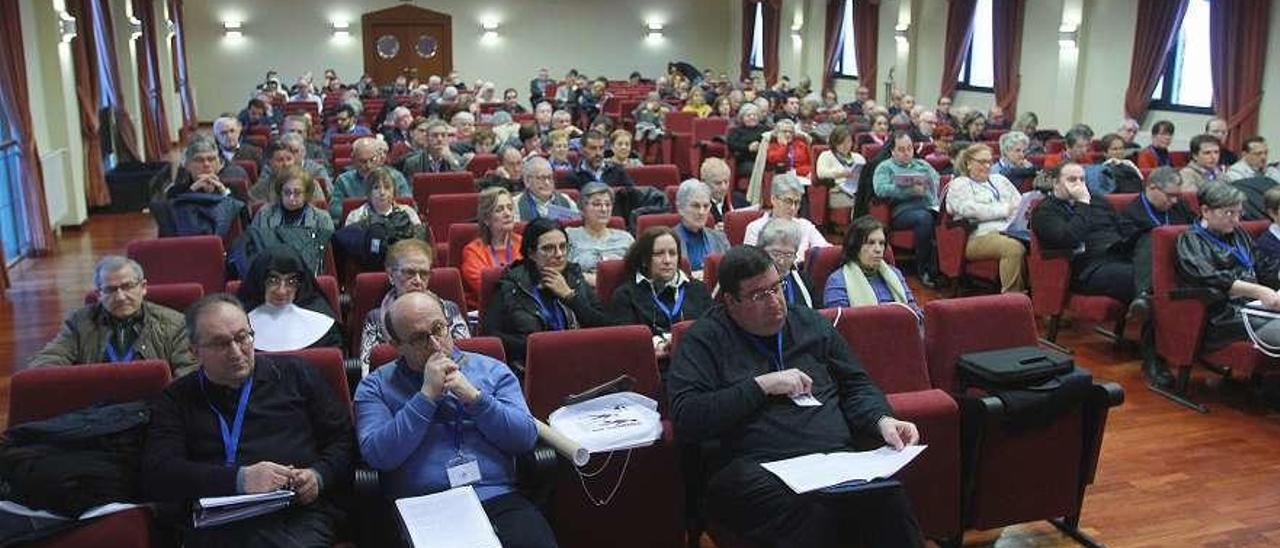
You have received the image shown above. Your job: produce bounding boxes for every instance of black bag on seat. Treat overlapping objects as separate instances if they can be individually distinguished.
[958,346,1073,389]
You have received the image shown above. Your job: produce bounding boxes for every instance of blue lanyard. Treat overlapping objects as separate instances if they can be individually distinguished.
[199,372,254,467]
[1194,223,1254,273]
[1139,192,1168,227]
[522,192,542,220]
[782,275,796,305]
[529,288,566,330]
[984,180,1001,202]
[786,145,795,169]
[651,284,687,324]
[745,331,785,372]
[489,241,513,266]
[104,339,136,363]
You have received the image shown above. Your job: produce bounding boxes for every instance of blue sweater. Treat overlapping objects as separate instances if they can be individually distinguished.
[354,351,537,501]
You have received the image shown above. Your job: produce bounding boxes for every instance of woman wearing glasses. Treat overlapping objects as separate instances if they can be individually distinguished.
[238,246,343,351]
[743,173,832,261]
[566,183,634,287]
[358,239,470,370]
[753,218,817,309]
[944,143,1027,293]
[824,216,922,318]
[483,218,609,371]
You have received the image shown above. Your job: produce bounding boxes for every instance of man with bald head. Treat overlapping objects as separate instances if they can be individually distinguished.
[142,294,354,547]
[355,292,557,548]
[328,136,411,221]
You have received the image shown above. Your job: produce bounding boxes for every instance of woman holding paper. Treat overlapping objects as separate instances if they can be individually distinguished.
[816,126,866,212]
[945,143,1027,293]
[823,215,922,318]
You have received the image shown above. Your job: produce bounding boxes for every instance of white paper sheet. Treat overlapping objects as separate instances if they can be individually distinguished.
[760,445,927,494]
[395,486,501,548]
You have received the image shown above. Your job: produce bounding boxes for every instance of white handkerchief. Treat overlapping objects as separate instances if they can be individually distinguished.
[790,393,822,407]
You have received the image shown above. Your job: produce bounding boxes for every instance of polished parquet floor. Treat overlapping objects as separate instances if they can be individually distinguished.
[4,212,1280,547]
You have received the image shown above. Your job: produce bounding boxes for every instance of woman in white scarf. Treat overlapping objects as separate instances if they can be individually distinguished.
[823,215,922,319]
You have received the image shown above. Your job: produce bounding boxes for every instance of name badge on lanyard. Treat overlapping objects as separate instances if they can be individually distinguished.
[744,330,821,407]
[199,372,254,467]
[446,406,482,487]
[651,285,687,325]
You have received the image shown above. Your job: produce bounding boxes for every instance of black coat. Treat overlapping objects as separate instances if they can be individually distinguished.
[608,276,714,336]
[482,262,610,368]
[1176,225,1280,350]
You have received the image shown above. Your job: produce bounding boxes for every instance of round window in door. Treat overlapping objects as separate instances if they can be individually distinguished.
[415,35,439,58]
[375,35,400,59]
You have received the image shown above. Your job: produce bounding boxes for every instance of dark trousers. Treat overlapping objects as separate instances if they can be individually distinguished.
[1132,232,1154,296]
[1075,257,1136,303]
[483,492,559,548]
[706,458,923,548]
[892,208,937,277]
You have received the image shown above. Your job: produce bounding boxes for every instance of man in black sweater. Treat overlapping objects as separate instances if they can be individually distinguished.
[669,246,922,548]
[142,294,353,547]
[1031,162,1137,304]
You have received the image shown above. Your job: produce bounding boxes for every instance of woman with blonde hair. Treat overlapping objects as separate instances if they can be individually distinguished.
[945,143,1026,292]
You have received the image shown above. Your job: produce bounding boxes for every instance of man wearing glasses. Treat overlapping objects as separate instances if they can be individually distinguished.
[28,256,196,376]
[354,292,557,548]
[327,136,411,222]
[142,294,354,546]
[670,246,923,547]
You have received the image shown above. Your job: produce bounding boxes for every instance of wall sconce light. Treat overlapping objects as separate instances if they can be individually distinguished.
[222,20,243,38]
[58,11,77,44]
[480,19,500,40]
[1058,27,1079,49]
[331,20,350,38]
[645,22,664,40]
[129,17,143,40]
[894,25,909,44]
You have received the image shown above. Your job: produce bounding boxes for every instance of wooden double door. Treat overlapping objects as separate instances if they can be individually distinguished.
[361,5,453,85]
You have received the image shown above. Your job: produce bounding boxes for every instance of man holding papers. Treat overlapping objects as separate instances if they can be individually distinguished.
[355,292,558,548]
[142,294,354,547]
[669,246,923,548]
[873,131,943,288]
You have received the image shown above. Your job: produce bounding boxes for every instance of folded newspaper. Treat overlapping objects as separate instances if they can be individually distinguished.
[547,391,662,454]
[193,490,294,529]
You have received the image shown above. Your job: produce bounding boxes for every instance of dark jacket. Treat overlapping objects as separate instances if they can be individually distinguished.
[725,125,768,163]
[1176,225,1280,349]
[608,275,714,336]
[26,301,197,376]
[1031,194,1132,274]
[482,262,609,368]
[1117,194,1196,240]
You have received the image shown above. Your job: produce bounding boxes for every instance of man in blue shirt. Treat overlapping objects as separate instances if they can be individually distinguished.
[328,137,411,222]
[355,292,557,548]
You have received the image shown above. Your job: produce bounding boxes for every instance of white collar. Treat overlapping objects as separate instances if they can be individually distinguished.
[635,270,689,289]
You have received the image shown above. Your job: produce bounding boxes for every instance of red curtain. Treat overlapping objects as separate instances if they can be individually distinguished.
[91,0,142,162]
[939,0,978,100]
[991,0,1026,116]
[821,0,847,93]
[740,0,755,82]
[0,0,56,265]
[66,0,111,207]
[1122,0,1189,122]
[135,0,171,161]
[1209,0,1269,152]
[852,0,880,99]
[168,0,197,138]
[761,0,781,86]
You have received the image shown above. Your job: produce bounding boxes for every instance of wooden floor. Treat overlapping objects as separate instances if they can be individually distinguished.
[5,212,1280,547]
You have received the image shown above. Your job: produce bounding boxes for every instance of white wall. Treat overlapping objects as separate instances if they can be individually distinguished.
[181,0,737,118]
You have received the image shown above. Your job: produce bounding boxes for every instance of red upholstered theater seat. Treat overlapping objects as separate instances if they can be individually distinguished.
[935,193,1000,296]
[684,117,730,177]
[1027,223,1126,349]
[348,272,391,356]
[126,236,226,295]
[593,259,626,303]
[412,172,476,212]
[339,197,418,226]
[477,266,505,330]
[84,282,205,313]
[426,193,480,245]
[467,153,500,178]
[266,347,352,409]
[626,164,681,190]
[234,159,259,183]
[724,209,765,246]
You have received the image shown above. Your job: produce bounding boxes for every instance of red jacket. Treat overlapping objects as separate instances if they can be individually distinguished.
[766,140,812,177]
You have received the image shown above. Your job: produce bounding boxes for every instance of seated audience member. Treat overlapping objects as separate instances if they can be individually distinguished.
[502,87,527,114]
[550,109,582,139]
[401,119,467,176]
[1254,186,1280,259]
[1224,136,1280,183]
[471,128,498,156]
[815,125,866,212]
[701,157,749,227]
[1118,166,1197,292]
[683,88,713,118]
[329,137,411,222]
[323,103,373,148]
[381,106,414,146]
[479,146,525,192]
[934,96,956,128]
[546,130,574,171]
[1090,133,1144,194]
[250,137,328,202]
[246,165,334,266]
[281,114,329,167]
[726,104,769,178]
[606,129,643,168]
[449,111,478,155]
[515,157,579,222]
[945,143,1026,293]
[1046,128,1093,169]
[483,218,609,370]
[764,119,812,178]
[1117,118,1142,156]
[237,246,342,351]
[928,125,957,175]
[142,294,352,547]
[743,173,832,260]
[567,130,631,188]
[1205,118,1238,167]
[957,111,987,146]
[354,292,557,548]
[1177,182,1280,352]
[531,101,554,136]
[1179,134,1224,191]
[237,97,277,132]
[824,216,922,317]
[873,131,943,287]
[158,136,250,201]
[860,113,892,147]
[668,245,923,548]
[519,124,545,159]
[1011,112,1043,153]
[1136,120,1176,170]
[994,131,1038,189]
[986,105,1010,130]
[460,187,523,310]
[566,183,634,287]
[713,96,735,119]
[674,179,731,276]
[343,166,423,230]
[609,227,714,358]
[1030,162,1136,303]
[289,81,323,110]
[755,218,818,308]
[28,256,195,375]
[358,240,469,369]
[213,116,262,166]
[910,110,938,146]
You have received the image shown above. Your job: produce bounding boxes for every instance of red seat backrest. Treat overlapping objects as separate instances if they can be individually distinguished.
[9,361,172,425]
[225,275,341,321]
[427,193,481,245]
[267,347,351,407]
[428,267,468,315]
[126,236,226,294]
[478,266,505,324]
[635,213,682,235]
[724,209,765,245]
[819,306,932,393]
[663,111,697,135]
[468,154,500,178]
[923,293,1039,393]
[626,164,681,189]
[691,117,729,142]
[349,272,390,355]
[523,325,661,418]
[702,253,724,295]
[594,259,626,303]
[413,172,476,212]
[447,223,482,268]
[805,246,846,299]
[1103,193,1139,212]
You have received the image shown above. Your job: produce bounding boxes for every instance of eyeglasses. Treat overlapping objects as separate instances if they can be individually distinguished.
[738,280,785,303]
[266,274,301,288]
[281,188,307,198]
[766,249,797,262]
[99,279,144,295]
[396,268,432,281]
[972,157,994,166]
[404,322,450,348]
[774,196,802,206]
[198,330,255,352]
[1212,207,1243,218]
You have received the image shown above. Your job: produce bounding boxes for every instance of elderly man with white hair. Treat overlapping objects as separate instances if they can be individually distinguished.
[380,106,414,145]
[743,173,832,260]
[514,157,579,222]
[328,136,410,221]
[213,116,261,166]
[700,158,749,227]
[673,179,731,277]
[449,111,478,155]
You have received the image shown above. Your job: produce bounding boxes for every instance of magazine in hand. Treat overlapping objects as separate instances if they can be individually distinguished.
[193,490,294,529]
[893,173,930,188]
[1002,191,1041,241]
[836,163,865,197]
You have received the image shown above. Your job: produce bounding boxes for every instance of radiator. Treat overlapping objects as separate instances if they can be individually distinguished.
[40,148,70,230]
